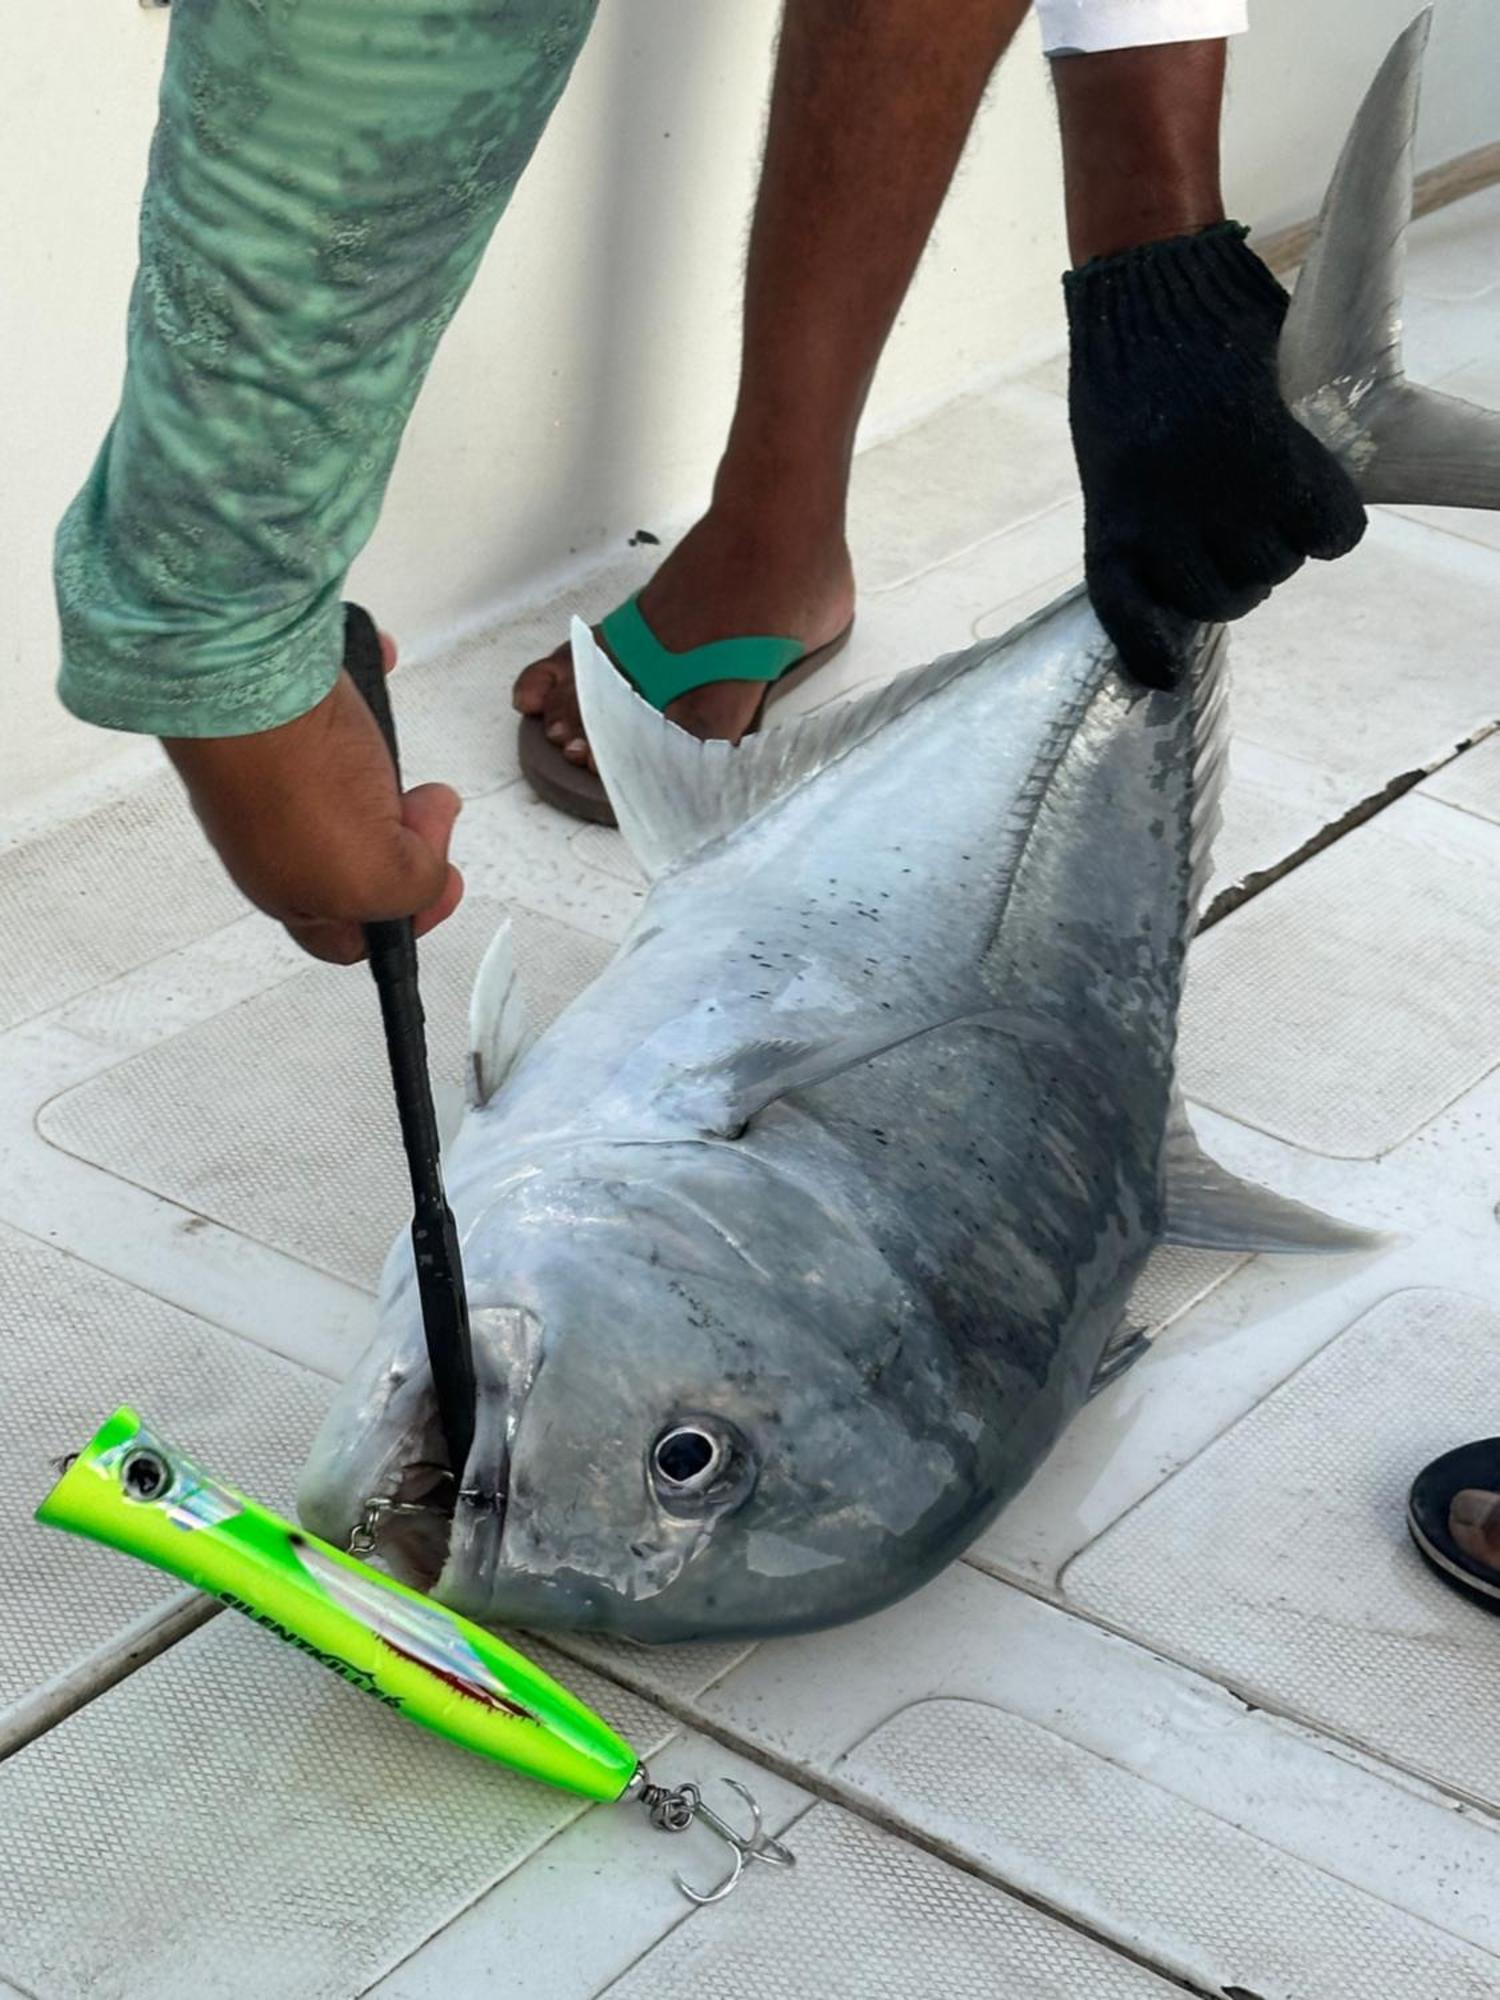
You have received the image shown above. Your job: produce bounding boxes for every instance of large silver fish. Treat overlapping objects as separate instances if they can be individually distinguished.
[301,15,1500,1642]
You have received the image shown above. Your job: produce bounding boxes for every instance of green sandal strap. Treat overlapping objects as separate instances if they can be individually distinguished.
[599,594,806,712]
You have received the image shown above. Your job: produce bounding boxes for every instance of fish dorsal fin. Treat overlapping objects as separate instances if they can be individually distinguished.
[1187,626,1232,930]
[1280,11,1500,512]
[467,916,536,1108]
[570,615,1030,880]
[1162,1093,1383,1254]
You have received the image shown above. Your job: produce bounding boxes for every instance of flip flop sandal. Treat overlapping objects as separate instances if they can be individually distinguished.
[518,592,854,826]
[1407,1437,1500,1613]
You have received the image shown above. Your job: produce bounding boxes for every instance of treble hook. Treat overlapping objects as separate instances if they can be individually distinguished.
[633,1774,796,1905]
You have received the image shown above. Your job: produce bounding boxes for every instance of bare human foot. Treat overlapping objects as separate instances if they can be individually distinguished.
[1450,1489,1500,1574]
[513,505,856,774]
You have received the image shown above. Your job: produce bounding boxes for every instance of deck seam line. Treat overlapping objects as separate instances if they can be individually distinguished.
[1201,714,1500,931]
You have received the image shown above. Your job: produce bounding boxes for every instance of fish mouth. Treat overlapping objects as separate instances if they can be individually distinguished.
[300,1304,545,1590]
[437,1492,716,1634]
[445,1562,722,1644]
[360,1462,463,1591]
[422,1301,543,1598]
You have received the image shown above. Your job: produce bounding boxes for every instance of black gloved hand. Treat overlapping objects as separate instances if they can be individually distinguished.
[1065,221,1368,689]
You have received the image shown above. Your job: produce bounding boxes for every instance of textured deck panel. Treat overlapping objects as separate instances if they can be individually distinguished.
[571,822,647,888]
[456,784,647,941]
[366,1736,813,2000]
[37,895,504,1289]
[598,1804,1179,2000]
[0,1617,670,2000]
[1424,731,1500,823]
[1178,795,1500,1156]
[0,774,244,1032]
[1066,1290,1500,1808]
[842,1698,1500,1998]
[969,1244,1251,1584]
[0,1225,330,1731]
[1225,513,1500,798]
[1204,740,1358,899]
[550,1632,756,1705]
[38,900,614,1292]
[1118,1245,1249,1332]
[748,497,1087,732]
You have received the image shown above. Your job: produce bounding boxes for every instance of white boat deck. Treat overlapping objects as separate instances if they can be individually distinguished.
[2,184,1499,2000]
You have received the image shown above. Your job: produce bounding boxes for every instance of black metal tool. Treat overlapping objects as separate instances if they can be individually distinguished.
[341,602,476,1488]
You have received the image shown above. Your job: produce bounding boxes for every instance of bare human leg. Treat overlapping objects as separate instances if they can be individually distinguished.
[514,0,1031,775]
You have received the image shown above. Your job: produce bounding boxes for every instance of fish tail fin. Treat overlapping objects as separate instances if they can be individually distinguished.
[1279,8,1500,513]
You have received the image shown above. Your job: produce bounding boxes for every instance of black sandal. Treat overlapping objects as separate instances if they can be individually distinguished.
[518,593,854,827]
[1407,1438,1500,1612]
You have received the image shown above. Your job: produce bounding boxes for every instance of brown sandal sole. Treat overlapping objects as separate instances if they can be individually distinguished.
[518,621,855,829]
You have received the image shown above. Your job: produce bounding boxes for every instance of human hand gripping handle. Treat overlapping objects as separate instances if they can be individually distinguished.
[162,617,464,966]
[342,604,477,1491]
[1066,223,1369,688]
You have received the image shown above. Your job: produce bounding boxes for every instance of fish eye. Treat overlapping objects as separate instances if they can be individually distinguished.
[120,1448,171,1502]
[648,1417,757,1516]
[652,1424,726,1494]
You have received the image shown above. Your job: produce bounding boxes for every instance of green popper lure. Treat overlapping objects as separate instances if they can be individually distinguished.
[38,1408,792,1903]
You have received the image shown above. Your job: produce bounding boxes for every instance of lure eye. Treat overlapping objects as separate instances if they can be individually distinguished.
[652,1425,726,1494]
[121,1448,171,1502]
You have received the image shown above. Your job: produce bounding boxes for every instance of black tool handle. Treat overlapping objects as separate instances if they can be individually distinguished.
[342,604,476,1487]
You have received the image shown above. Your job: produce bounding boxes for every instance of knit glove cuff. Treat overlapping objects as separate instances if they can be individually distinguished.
[1064,221,1289,361]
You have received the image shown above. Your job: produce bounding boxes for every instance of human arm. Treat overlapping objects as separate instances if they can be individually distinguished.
[1051,35,1367,685]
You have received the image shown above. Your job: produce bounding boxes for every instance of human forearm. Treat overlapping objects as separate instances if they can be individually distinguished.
[54,0,599,741]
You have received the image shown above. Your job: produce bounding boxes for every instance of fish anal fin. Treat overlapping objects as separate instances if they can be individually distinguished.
[1163,1097,1383,1255]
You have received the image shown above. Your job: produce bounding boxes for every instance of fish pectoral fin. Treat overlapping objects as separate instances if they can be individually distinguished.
[661,1037,830,1135]
[1088,1326,1152,1400]
[1162,1097,1385,1255]
[468,916,537,1108]
[659,1024,932,1135]
[658,1002,1064,1136]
